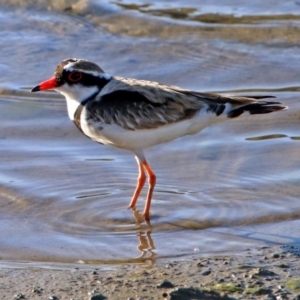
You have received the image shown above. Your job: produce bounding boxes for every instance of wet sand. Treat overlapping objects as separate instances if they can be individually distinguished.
[0,0,300,265]
[2,244,300,300]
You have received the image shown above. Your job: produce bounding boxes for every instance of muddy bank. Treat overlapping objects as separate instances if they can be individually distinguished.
[1,244,300,299]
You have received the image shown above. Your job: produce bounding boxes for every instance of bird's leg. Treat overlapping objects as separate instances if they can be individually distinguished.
[129,157,146,209]
[142,161,156,220]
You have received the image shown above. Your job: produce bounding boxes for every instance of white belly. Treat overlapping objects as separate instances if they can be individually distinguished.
[80,108,228,152]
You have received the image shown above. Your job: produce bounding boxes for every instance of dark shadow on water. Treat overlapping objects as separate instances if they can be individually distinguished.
[246,134,287,141]
[246,134,300,141]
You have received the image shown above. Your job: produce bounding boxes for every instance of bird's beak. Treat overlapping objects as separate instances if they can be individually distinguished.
[31,77,58,92]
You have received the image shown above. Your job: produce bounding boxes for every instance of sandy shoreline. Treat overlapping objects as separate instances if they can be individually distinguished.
[1,245,300,300]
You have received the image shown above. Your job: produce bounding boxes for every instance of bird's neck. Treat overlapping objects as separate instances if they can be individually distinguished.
[61,85,99,120]
[61,76,112,120]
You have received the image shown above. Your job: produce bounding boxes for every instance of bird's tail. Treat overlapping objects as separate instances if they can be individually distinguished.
[227,99,287,119]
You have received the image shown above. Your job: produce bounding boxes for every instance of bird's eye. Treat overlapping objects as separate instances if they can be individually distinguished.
[68,71,82,82]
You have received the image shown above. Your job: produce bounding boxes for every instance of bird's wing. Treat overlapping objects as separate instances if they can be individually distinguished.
[85,77,282,130]
[86,77,204,130]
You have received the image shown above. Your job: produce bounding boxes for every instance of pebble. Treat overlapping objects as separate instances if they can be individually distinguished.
[157,280,175,289]
[251,268,277,277]
[264,295,276,300]
[90,294,107,300]
[201,269,211,276]
[14,294,26,300]
[32,287,43,294]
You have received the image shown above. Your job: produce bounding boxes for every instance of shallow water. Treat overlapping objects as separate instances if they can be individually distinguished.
[0,0,300,266]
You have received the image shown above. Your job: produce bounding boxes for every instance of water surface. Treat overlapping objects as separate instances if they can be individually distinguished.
[0,0,300,266]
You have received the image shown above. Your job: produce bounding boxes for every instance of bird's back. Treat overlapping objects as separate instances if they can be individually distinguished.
[78,77,286,151]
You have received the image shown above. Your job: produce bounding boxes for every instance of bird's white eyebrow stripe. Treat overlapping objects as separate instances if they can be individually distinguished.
[64,65,112,80]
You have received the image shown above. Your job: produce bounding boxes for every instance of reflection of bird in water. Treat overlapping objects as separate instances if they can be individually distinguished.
[75,208,156,265]
[132,207,155,265]
[32,58,287,220]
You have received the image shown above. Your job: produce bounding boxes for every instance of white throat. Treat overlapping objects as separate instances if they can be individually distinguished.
[55,85,100,120]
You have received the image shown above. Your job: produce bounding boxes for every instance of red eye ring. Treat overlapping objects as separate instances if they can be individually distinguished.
[68,71,82,82]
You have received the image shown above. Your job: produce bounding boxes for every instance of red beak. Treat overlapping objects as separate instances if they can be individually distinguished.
[31,77,58,92]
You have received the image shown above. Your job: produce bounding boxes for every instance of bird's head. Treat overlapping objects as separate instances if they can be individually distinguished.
[31,58,111,102]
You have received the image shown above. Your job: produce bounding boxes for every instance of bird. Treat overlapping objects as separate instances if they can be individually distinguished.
[31,58,287,220]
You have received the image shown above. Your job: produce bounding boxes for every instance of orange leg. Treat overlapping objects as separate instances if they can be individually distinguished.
[142,161,156,220]
[129,158,146,208]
